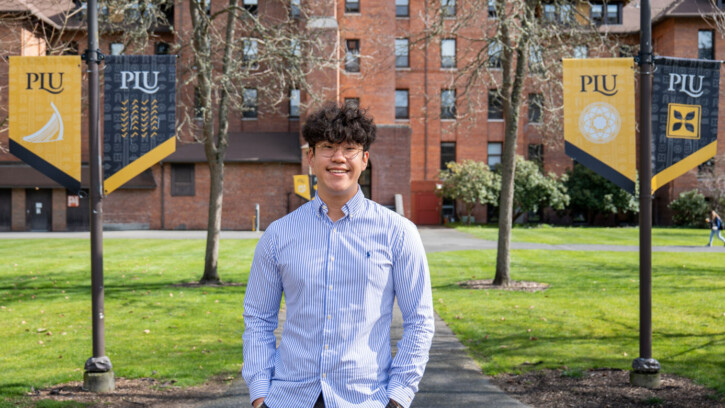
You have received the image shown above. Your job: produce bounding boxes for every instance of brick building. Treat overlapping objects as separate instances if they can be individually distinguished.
[0,0,723,231]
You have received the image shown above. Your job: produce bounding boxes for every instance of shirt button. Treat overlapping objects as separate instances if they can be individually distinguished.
[322,373,326,379]
[328,285,333,290]
[325,344,329,350]
[327,314,331,320]
[330,255,334,261]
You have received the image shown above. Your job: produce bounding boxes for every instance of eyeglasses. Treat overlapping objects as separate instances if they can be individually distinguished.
[315,144,363,160]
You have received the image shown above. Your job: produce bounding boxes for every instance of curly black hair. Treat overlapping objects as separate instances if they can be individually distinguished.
[302,102,377,151]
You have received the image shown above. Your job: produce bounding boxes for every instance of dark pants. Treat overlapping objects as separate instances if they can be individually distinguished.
[263,395,397,408]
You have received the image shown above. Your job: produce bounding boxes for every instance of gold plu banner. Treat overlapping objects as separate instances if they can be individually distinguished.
[563,58,636,194]
[9,56,82,192]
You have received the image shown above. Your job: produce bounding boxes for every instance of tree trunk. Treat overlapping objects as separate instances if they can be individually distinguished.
[201,159,224,283]
[493,15,529,287]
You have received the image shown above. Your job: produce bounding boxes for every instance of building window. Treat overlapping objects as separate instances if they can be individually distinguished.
[488,90,503,120]
[395,38,409,68]
[345,98,359,108]
[698,158,715,176]
[488,0,496,19]
[290,89,300,119]
[441,38,456,69]
[194,87,204,119]
[171,164,195,196]
[243,39,258,68]
[243,0,258,15]
[395,89,409,119]
[528,144,543,168]
[699,30,714,60]
[396,0,409,17]
[204,0,211,15]
[488,142,502,168]
[155,42,170,55]
[574,44,588,59]
[488,41,501,68]
[529,44,542,71]
[528,93,542,123]
[543,3,571,23]
[110,42,124,55]
[290,39,301,57]
[606,3,621,24]
[441,89,456,120]
[440,142,456,170]
[242,88,258,119]
[291,0,301,17]
[345,39,360,72]
[345,0,360,13]
[441,0,456,17]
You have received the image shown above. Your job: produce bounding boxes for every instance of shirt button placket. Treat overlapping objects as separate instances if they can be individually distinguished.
[322,223,337,380]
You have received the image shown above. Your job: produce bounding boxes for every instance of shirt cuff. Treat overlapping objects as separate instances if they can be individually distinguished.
[247,377,270,404]
[387,379,415,408]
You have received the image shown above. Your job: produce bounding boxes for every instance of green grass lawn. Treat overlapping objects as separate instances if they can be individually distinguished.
[1,236,723,406]
[455,224,712,246]
[428,249,725,396]
[0,238,256,405]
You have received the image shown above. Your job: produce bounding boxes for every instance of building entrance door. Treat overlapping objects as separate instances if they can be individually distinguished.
[414,192,440,225]
[26,189,52,231]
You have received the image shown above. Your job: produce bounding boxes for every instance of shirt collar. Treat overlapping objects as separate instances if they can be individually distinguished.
[312,186,366,219]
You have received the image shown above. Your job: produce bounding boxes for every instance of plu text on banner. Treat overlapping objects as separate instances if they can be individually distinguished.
[563,58,636,194]
[9,56,82,192]
[651,57,720,193]
[103,55,176,195]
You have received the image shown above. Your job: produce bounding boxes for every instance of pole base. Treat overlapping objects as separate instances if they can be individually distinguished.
[630,371,661,388]
[83,370,115,393]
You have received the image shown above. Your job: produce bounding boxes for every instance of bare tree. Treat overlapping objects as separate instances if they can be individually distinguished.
[181,0,336,283]
[423,0,618,286]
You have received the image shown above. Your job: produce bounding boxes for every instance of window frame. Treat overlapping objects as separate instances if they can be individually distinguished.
[441,38,456,69]
[396,0,409,17]
[345,39,361,73]
[441,89,456,120]
[243,38,259,68]
[243,0,258,15]
[344,98,360,109]
[698,30,714,60]
[345,0,360,13]
[441,0,456,17]
[395,89,409,120]
[488,90,503,121]
[242,88,258,119]
[110,42,124,55]
[290,0,301,17]
[171,164,195,196]
[395,38,410,68]
[528,93,543,124]
[488,41,502,68]
[289,89,300,119]
[440,142,456,170]
[488,142,502,168]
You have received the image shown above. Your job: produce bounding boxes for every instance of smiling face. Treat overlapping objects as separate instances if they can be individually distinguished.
[308,142,369,205]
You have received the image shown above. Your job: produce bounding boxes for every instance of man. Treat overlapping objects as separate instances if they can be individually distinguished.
[243,103,434,408]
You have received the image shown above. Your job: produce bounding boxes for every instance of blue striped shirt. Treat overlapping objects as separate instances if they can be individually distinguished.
[243,188,434,408]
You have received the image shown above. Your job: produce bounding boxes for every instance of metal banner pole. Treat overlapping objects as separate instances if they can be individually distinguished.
[83,0,114,392]
[632,0,660,388]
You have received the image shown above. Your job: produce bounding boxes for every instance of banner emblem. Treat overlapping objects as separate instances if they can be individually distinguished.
[103,55,176,195]
[563,58,636,194]
[652,57,720,193]
[667,104,700,139]
[9,56,81,192]
[293,175,317,201]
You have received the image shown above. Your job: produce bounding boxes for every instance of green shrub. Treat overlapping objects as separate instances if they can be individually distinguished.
[668,189,708,227]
